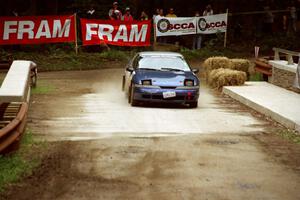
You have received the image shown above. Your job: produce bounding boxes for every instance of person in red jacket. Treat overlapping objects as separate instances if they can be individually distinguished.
[122,7,134,21]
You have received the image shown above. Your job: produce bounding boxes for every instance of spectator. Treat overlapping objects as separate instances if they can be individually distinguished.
[140,11,149,21]
[203,4,213,16]
[193,11,202,49]
[159,9,164,17]
[288,2,297,34]
[263,6,274,34]
[166,8,177,18]
[156,9,166,43]
[122,7,134,21]
[109,2,122,20]
[153,8,160,21]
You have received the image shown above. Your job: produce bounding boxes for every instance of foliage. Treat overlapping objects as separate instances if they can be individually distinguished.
[249,72,264,81]
[2,47,133,71]
[276,129,300,144]
[31,82,55,95]
[0,131,42,193]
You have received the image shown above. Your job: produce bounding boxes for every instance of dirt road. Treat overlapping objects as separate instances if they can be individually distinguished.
[2,69,300,200]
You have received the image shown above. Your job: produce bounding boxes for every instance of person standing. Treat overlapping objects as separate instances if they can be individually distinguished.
[156,9,165,43]
[203,4,213,16]
[263,6,274,34]
[166,8,177,18]
[193,11,202,49]
[166,8,178,44]
[288,2,297,34]
[140,11,149,21]
[108,2,122,20]
[122,7,134,21]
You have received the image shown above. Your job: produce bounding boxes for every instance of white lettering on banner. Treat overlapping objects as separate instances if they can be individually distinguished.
[3,19,72,40]
[114,25,128,42]
[86,23,98,40]
[3,21,17,40]
[53,19,71,37]
[35,20,51,39]
[17,21,34,39]
[129,24,147,42]
[85,23,148,42]
[155,14,228,36]
[98,25,113,41]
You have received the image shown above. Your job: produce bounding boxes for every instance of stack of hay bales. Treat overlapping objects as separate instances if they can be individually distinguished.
[204,57,250,90]
[229,59,251,75]
[208,68,247,90]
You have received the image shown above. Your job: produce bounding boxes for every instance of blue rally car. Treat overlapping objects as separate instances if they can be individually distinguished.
[122,52,200,108]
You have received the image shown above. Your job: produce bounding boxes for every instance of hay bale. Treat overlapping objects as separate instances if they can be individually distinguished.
[208,68,247,90]
[229,58,251,74]
[204,57,231,71]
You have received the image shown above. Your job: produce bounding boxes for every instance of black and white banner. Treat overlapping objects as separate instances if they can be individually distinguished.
[154,13,228,36]
[197,14,228,34]
[155,17,197,36]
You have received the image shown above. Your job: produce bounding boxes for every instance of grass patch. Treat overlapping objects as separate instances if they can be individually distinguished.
[31,83,55,95]
[180,47,249,61]
[276,130,300,144]
[10,49,133,71]
[0,130,44,193]
[249,73,264,81]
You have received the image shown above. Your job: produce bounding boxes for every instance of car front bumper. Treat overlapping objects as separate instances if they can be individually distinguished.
[132,85,200,104]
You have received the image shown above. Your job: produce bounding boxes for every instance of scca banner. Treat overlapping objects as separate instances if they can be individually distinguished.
[0,15,76,45]
[155,17,197,37]
[81,19,151,46]
[154,13,228,36]
[197,14,228,34]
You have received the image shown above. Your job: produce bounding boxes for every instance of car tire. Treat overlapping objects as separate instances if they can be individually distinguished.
[129,84,138,106]
[189,101,198,108]
[122,75,125,91]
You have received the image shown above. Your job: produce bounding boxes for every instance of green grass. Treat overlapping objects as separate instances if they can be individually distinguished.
[180,47,249,61]
[0,131,43,193]
[31,83,55,95]
[10,49,133,71]
[249,73,264,81]
[276,130,300,144]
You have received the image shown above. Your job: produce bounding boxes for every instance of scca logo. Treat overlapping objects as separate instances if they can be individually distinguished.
[198,18,227,31]
[157,19,195,33]
[157,19,170,33]
[169,23,195,30]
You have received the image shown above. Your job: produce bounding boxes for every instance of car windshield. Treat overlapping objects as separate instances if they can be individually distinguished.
[137,56,191,71]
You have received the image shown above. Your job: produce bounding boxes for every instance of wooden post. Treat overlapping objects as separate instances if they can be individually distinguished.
[153,20,157,44]
[74,13,79,55]
[224,9,229,48]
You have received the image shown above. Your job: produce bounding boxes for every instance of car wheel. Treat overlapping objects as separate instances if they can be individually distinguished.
[189,101,198,108]
[122,75,125,91]
[129,84,138,106]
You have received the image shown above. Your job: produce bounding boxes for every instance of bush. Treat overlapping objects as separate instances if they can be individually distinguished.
[208,68,247,90]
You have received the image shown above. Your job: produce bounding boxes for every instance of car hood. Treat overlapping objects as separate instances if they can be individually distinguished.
[133,70,199,87]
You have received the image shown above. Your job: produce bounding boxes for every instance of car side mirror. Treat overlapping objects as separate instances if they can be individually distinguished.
[126,67,134,73]
[192,68,199,74]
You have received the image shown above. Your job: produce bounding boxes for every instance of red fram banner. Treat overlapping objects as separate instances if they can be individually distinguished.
[0,15,76,45]
[81,19,151,46]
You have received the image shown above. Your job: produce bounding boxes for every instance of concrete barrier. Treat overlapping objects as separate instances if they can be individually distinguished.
[0,60,34,103]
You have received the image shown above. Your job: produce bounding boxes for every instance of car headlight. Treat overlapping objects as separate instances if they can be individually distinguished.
[184,79,194,86]
[141,80,152,85]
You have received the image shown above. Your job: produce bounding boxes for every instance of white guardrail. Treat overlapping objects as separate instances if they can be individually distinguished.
[0,60,35,103]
